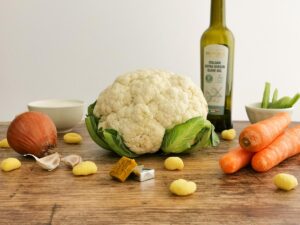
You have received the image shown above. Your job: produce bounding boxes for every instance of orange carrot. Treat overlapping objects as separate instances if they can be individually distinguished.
[239,112,291,152]
[219,146,255,174]
[251,125,300,172]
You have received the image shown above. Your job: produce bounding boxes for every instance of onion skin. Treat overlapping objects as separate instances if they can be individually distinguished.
[7,112,57,157]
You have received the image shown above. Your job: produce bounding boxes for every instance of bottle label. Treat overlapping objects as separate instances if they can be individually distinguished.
[203,44,228,115]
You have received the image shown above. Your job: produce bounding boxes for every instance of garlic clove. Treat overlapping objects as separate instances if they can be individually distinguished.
[61,154,82,168]
[25,152,60,171]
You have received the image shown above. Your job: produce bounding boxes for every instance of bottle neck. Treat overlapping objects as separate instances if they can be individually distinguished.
[210,0,226,27]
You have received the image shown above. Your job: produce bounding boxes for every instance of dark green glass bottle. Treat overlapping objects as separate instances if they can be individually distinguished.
[201,0,234,132]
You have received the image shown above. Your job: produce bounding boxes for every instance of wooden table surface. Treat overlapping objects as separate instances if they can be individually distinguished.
[0,121,300,225]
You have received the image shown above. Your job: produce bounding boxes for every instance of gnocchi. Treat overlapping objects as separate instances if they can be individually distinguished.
[63,133,82,144]
[221,129,236,141]
[1,158,21,172]
[164,157,184,171]
[0,138,10,148]
[72,161,97,176]
[169,179,197,196]
[273,173,298,191]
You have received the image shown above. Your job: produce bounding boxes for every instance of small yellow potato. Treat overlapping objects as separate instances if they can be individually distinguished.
[0,138,10,148]
[221,129,236,141]
[1,158,21,172]
[169,179,197,196]
[72,161,97,176]
[164,157,184,171]
[273,173,298,191]
[63,133,82,144]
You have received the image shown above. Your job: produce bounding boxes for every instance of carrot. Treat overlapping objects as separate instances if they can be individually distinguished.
[239,112,291,152]
[251,125,300,172]
[219,146,255,174]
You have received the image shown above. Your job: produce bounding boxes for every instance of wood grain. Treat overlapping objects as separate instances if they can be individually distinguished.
[0,122,300,225]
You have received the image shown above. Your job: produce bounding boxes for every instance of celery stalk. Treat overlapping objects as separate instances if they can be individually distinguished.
[288,93,300,107]
[271,88,278,104]
[261,82,271,108]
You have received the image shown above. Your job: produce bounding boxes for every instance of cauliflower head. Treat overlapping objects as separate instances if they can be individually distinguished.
[93,69,208,154]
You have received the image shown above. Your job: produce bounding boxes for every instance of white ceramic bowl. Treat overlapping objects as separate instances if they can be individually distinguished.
[245,102,294,124]
[28,99,84,133]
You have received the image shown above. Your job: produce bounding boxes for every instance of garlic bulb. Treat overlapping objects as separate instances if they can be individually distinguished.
[25,152,60,171]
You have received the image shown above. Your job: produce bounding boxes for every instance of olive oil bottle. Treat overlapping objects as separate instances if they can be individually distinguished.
[201,0,234,132]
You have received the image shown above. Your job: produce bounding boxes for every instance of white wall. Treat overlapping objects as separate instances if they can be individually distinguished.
[1,0,300,121]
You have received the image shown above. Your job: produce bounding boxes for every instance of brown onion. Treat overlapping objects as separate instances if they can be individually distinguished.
[7,111,57,157]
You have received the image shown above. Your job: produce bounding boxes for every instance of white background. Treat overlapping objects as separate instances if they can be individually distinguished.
[1,0,300,121]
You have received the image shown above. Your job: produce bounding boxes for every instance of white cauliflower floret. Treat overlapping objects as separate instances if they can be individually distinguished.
[93,69,208,154]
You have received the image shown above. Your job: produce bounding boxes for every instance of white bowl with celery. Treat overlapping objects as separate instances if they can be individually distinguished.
[245,82,299,123]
